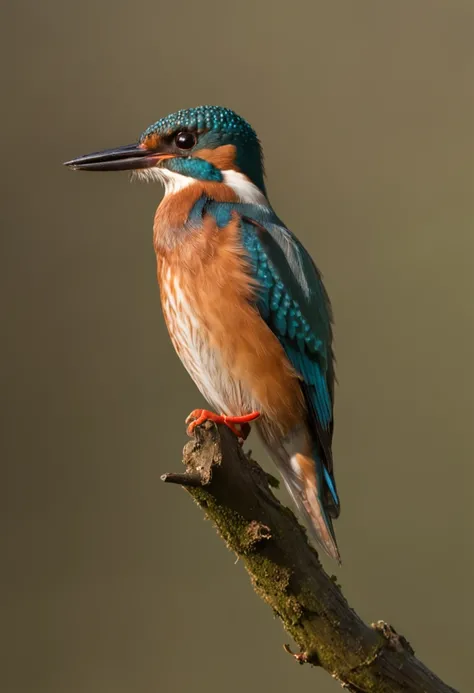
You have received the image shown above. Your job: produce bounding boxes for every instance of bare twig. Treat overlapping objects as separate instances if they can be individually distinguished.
[160,472,204,487]
[162,421,458,693]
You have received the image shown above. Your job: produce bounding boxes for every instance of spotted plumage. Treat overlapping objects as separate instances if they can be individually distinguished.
[65,105,342,563]
[141,105,258,142]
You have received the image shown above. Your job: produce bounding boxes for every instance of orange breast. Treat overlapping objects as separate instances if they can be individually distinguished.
[156,213,304,431]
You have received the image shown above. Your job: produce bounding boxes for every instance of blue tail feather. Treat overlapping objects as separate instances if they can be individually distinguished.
[323,466,339,508]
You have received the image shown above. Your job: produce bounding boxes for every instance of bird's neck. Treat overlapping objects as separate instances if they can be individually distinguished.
[153,169,269,254]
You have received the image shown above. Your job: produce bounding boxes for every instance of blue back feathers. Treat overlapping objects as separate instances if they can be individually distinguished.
[241,214,340,513]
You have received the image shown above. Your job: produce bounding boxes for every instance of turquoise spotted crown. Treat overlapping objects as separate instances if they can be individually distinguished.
[139,106,266,193]
[140,105,258,142]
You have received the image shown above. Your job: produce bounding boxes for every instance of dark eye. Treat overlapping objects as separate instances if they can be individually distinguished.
[175,131,196,150]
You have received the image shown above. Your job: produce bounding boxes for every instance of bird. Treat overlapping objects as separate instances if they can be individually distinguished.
[64,105,341,563]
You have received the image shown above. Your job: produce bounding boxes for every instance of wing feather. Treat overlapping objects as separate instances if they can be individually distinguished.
[240,214,340,516]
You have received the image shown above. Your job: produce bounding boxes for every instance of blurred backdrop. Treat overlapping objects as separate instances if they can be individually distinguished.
[1,1,473,692]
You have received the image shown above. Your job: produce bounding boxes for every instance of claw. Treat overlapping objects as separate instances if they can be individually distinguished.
[186,409,260,443]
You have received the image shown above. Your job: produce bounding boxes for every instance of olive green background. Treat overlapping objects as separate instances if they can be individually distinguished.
[2,1,473,692]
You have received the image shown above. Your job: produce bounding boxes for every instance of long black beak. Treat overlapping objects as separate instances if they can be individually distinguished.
[63,143,159,171]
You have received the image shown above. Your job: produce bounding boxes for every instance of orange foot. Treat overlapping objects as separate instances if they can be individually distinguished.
[185,409,260,443]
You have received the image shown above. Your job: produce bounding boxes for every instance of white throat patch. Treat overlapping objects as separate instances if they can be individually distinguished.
[133,167,193,195]
[134,165,269,207]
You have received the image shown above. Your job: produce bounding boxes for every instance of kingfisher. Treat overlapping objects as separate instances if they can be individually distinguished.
[65,105,341,562]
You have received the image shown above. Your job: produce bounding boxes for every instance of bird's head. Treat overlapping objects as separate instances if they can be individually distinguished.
[65,105,266,198]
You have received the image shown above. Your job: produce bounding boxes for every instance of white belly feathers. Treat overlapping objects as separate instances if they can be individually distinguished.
[160,265,251,416]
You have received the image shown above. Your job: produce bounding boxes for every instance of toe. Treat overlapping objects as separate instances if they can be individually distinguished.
[185,409,203,425]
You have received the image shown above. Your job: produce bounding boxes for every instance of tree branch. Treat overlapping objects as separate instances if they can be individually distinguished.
[162,422,458,693]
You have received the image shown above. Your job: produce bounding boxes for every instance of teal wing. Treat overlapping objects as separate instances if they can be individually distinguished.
[239,213,340,518]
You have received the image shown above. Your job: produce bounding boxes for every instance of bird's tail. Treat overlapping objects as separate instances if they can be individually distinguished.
[258,422,341,562]
[288,452,341,563]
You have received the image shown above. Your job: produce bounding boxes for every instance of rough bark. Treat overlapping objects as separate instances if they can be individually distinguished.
[162,422,458,693]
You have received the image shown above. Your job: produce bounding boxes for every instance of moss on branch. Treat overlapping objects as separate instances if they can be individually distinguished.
[162,422,458,693]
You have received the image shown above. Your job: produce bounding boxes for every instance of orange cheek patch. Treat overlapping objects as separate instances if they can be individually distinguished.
[195,144,238,171]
